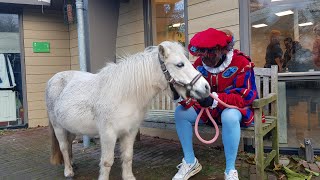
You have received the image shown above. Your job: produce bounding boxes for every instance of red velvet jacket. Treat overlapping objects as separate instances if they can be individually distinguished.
[180,50,260,127]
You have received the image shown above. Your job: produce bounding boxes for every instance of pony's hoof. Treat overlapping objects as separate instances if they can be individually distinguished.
[123,175,136,180]
[64,169,74,178]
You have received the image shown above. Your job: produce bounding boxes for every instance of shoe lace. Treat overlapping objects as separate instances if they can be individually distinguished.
[176,162,191,175]
[225,171,238,180]
[226,176,238,180]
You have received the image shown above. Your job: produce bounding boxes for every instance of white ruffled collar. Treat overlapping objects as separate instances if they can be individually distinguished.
[202,50,233,74]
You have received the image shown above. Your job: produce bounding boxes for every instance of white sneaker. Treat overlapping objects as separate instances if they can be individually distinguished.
[172,158,202,180]
[224,170,239,180]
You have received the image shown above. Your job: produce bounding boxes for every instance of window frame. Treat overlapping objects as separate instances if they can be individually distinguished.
[143,0,153,47]
[0,0,50,6]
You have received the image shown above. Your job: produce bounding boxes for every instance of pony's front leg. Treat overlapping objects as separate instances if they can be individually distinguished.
[98,129,117,180]
[120,128,139,180]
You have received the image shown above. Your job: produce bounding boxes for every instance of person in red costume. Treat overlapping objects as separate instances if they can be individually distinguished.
[171,28,259,180]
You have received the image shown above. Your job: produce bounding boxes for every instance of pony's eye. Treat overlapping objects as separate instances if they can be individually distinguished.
[176,63,184,68]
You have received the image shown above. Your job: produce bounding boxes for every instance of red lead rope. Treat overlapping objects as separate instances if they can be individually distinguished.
[194,93,246,144]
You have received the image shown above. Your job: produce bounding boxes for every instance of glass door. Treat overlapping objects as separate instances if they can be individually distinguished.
[0,13,25,128]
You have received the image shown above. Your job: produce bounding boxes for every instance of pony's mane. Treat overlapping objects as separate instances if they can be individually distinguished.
[97,41,186,102]
[98,47,160,101]
[160,41,187,56]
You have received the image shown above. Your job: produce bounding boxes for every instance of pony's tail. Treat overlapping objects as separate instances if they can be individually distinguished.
[49,121,64,165]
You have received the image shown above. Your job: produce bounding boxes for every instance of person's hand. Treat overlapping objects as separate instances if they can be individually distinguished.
[197,96,213,107]
[275,57,283,72]
[170,84,180,100]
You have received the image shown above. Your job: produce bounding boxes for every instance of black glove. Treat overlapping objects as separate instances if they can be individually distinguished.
[197,96,213,107]
[170,84,180,100]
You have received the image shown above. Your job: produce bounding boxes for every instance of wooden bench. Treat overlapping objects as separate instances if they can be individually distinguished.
[142,65,279,179]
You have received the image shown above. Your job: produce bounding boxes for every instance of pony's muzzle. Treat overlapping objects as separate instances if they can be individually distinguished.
[192,82,210,100]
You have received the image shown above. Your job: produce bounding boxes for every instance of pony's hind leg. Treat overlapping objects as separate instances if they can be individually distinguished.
[49,121,64,165]
[119,128,139,180]
[98,128,117,180]
[67,132,76,168]
[54,127,74,178]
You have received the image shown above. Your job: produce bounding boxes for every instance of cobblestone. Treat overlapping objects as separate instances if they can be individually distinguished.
[0,127,254,180]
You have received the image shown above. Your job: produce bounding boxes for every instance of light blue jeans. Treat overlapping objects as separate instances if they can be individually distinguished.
[175,105,241,174]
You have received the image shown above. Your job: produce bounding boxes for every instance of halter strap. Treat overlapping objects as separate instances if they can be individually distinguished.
[158,53,202,98]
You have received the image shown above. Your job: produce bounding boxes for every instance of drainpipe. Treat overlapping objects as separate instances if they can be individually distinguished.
[76,0,90,148]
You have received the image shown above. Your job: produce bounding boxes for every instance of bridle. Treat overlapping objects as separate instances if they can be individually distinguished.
[158,53,220,145]
[157,51,250,145]
[158,53,202,97]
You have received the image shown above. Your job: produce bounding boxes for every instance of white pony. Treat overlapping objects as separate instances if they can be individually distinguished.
[46,41,210,180]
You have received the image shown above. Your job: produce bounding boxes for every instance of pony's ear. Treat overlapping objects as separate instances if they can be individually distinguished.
[158,44,169,60]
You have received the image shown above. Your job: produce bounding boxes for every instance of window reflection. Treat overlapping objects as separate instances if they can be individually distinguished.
[250,0,320,149]
[0,13,19,32]
[285,80,320,148]
[250,0,320,73]
[151,0,186,46]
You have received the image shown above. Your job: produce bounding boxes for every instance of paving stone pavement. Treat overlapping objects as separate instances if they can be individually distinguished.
[0,127,254,180]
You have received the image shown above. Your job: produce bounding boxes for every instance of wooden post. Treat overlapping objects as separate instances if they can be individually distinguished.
[271,66,279,164]
[278,82,287,144]
[304,138,314,163]
[254,107,265,179]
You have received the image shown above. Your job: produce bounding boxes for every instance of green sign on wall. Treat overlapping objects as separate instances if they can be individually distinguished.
[33,42,50,53]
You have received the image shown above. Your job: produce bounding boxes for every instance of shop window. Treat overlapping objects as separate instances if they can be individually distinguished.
[0,13,25,127]
[249,0,320,149]
[151,0,186,46]
[250,0,320,73]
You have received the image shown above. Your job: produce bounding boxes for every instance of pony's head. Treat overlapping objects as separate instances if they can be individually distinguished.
[157,41,210,100]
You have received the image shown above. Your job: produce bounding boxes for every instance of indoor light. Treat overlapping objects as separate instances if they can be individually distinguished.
[252,24,268,28]
[275,10,294,16]
[298,22,313,27]
[38,0,51,3]
[271,0,283,2]
[172,23,184,27]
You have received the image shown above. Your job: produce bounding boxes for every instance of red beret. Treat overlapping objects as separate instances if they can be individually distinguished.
[188,28,233,56]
